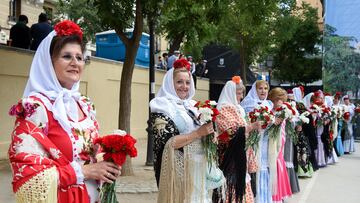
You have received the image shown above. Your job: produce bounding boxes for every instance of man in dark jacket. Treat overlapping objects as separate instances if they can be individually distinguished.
[10,15,31,49]
[30,13,53,50]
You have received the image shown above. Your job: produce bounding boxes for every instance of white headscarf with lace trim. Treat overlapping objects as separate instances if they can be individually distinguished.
[325,96,334,107]
[240,81,273,113]
[292,87,303,102]
[302,93,314,109]
[150,68,197,125]
[217,80,246,118]
[23,31,81,134]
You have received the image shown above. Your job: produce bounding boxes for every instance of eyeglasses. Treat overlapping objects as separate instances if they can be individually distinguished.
[61,54,85,64]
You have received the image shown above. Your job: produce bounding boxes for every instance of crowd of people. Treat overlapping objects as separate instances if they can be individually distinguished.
[157,51,208,77]
[7,20,357,203]
[150,58,357,203]
[9,13,53,50]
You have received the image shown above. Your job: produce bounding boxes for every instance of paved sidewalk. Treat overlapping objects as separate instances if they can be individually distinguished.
[2,139,359,203]
[0,138,159,203]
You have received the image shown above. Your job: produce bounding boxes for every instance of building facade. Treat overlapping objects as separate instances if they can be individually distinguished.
[297,0,324,29]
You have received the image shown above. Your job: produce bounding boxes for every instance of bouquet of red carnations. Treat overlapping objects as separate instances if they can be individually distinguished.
[94,130,137,203]
[194,100,219,167]
[268,102,298,142]
[246,105,274,148]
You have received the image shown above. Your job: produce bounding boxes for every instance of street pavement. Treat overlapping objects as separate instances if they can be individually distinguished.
[1,140,359,203]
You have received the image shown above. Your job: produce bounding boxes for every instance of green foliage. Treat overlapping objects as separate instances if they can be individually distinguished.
[214,0,281,62]
[93,0,135,32]
[159,0,226,60]
[270,2,322,84]
[323,24,360,94]
[54,0,106,43]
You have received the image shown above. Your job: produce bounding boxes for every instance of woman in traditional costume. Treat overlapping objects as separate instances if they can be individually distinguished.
[8,20,120,203]
[292,87,314,177]
[342,95,356,154]
[241,80,273,203]
[333,93,344,156]
[267,88,292,203]
[213,76,259,203]
[150,58,224,203]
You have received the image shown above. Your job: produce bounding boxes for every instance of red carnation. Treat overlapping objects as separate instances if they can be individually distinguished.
[54,20,83,40]
[355,107,360,113]
[343,112,350,121]
[194,101,200,108]
[173,58,190,71]
[212,108,219,121]
[275,107,283,112]
[218,131,230,143]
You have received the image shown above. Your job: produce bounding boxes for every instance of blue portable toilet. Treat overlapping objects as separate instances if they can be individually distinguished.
[95,30,150,67]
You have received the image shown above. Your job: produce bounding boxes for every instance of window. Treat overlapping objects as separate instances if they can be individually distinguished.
[8,0,21,22]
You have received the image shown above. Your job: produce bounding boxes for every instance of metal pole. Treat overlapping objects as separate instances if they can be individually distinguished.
[145,18,155,166]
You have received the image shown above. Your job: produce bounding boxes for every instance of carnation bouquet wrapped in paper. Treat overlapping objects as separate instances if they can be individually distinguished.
[194,100,219,167]
[246,104,274,148]
[94,130,138,203]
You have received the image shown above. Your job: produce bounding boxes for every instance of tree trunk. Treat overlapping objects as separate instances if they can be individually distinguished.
[118,0,143,176]
[239,36,248,85]
[119,44,138,176]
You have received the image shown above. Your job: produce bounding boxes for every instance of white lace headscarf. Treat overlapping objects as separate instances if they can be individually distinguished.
[217,80,246,118]
[325,96,334,107]
[240,80,273,113]
[23,31,82,134]
[292,87,303,102]
[302,93,314,109]
[150,68,197,122]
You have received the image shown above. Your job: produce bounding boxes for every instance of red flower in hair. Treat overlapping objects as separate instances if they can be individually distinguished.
[54,20,83,40]
[334,92,342,99]
[173,58,190,71]
[232,76,241,84]
[287,89,293,94]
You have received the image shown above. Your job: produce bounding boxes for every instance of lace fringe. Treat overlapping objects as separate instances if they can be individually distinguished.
[15,167,58,203]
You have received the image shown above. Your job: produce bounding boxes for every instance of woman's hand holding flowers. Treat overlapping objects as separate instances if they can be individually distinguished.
[82,161,121,183]
[196,122,214,137]
[275,117,283,125]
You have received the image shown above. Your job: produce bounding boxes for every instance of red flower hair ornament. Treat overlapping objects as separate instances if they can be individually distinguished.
[334,92,342,99]
[232,76,242,84]
[54,20,83,40]
[173,58,190,71]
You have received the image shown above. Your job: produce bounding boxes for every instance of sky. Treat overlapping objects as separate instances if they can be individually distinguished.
[325,0,360,42]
